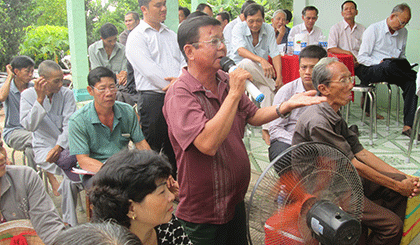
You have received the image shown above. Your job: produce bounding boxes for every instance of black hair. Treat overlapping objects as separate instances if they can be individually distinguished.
[186,10,208,20]
[179,6,190,18]
[38,60,62,79]
[87,67,117,87]
[299,45,328,63]
[89,149,172,229]
[302,6,319,16]
[283,9,292,22]
[100,23,118,39]
[138,0,152,8]
[244,3,265,19]
[178,16,221,61]
[341,1,357,11]
[126,11,140,21]
[10,55,35,71]
[52,221,143,245]
[240,0,256,14]
[196,3,211,13]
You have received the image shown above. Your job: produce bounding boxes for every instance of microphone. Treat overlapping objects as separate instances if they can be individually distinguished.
[220,57,265,103]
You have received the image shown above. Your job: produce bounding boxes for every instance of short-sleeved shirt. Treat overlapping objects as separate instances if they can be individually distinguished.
[230,22,280,64]
[69,101,144,162]
[163,68,259,224]
[3,80,33,143]
[88,40,127,74]
[289,23,323,45]
[328,20,365,57]
[292,102,363,160]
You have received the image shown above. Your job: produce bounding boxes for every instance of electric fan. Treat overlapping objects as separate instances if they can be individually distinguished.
[247,142,364,245]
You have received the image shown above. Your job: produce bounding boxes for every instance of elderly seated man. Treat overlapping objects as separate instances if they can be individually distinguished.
[20,60,82,227]
[69,67,150,188]
[292,57,420,245]
[0,130,65,244]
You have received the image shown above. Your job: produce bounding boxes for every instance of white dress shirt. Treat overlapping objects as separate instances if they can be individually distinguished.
[328,20,365,56]
[20,87,76,168]
[269,78,308,144]
[289,23,323,45]
[223,16,241,58]
[358,19,407,66]
[125,20,186,93]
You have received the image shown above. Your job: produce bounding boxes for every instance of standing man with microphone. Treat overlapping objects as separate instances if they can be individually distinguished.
[230,3,283,145]
[163,16,326,245]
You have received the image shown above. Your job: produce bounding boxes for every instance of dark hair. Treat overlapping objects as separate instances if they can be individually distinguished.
[126,11,140,21]
[100,23,118,39]
[38,60,62,79]
[196,3,211,12]
[187,10,208,20]
[283,9,292,22]
[89,150,172,229]
[217,11,230,22]
[88,67,116,87]
[244,3,265,19]
[10,55,34,71]
[241,0,256,14]
[52,221,143,245]
[299,45,328,63]
[179,6,190,18]
[178,16,221,61]
[391,3,410,15]
[138,0,152,8]
[341,1,357,11]
[302,6,319,16]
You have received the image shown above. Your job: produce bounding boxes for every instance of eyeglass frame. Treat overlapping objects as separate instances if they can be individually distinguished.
[328,76,353,85]
[191,37,225,49]
[396,15,409,27]
[90,85,118,93]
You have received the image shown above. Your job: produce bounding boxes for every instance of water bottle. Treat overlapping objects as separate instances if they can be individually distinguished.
[286,36,294,56]
[318,35,328,51]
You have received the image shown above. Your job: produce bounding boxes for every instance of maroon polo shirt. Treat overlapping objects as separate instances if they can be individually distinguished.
[163,68,259,224]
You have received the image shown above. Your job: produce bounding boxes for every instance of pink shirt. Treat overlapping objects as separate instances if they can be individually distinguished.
[163,68,258,224]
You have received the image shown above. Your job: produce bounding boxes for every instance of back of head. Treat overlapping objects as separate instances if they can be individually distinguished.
[341,1,357,11]
[89,149,172,228]
[241,0,256,14]
[178,16,221,61]
[100,23,118,39]
[88,67,116,87]
[302,5,319,16]
[217,11,230,22]
[52,221,143,245]
[391,3,410,15]
[179,7,190,18]
[38,60,62,79]
[196,3,211,12]
[10,55,35,71]
[312,57,339,94]
[126,11,140,21]
[299,45,328,63]
[283,9,292,22]
[244,3,265,19]
[187,10,208,20]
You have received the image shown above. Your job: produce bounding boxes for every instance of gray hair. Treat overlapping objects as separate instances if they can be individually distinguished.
[312,57,339,94]
[38,60,62,79]
[52,221,143,245]
[391,3,410,15]
[272,9,286,19]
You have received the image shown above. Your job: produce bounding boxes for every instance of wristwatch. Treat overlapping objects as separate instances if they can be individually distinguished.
[276,102,291,119]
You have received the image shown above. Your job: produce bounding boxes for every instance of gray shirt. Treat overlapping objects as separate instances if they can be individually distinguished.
[88,40,127,74]
[0,165,65,244]
[292,102,363,160]
[2,80,33,143]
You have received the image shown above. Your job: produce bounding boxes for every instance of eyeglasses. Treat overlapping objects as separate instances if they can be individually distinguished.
[91,85,118,93]
[329,76,353,85]
[397,15,409,27]
[191,37,225,49]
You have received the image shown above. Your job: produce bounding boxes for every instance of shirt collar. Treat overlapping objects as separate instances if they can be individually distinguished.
[319,101,342,124]
[383,18,401,36]
[10,79,20,94]
[244,22,268,37]
[0,168,11,197]
[89,101,122,124]
[139,20,170,33]
[180,68,229,99]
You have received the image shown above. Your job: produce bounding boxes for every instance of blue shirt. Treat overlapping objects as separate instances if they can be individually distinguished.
[230,22,280,64]
[3,80,33,143]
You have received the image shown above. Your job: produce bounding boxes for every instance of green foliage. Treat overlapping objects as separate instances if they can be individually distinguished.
[34,0,67,26]
[19,25,70,66]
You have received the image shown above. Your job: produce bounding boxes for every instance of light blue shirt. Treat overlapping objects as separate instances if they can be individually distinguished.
[358,19,407,67]
[230,22,280,64]
[2,80,33,143]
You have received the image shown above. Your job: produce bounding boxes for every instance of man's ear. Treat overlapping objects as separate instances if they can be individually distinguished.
[87,86,94,96]
[126,199,136,219]
[184,44,195,62]
[140,5,148,15]
[318,84,329,96]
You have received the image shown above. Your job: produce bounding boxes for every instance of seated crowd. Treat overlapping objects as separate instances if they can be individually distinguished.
[0,1,418,245]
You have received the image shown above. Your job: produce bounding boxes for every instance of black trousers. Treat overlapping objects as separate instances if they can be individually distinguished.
[355,60,417,127]
[138,91,177,177]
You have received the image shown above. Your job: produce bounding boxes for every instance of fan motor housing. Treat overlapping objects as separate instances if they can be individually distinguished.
[306,200,361,245]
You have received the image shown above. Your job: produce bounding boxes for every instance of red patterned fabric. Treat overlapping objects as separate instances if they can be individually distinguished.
[281,55,300,84]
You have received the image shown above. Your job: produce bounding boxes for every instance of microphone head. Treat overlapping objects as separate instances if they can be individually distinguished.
[220,57,236,72]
